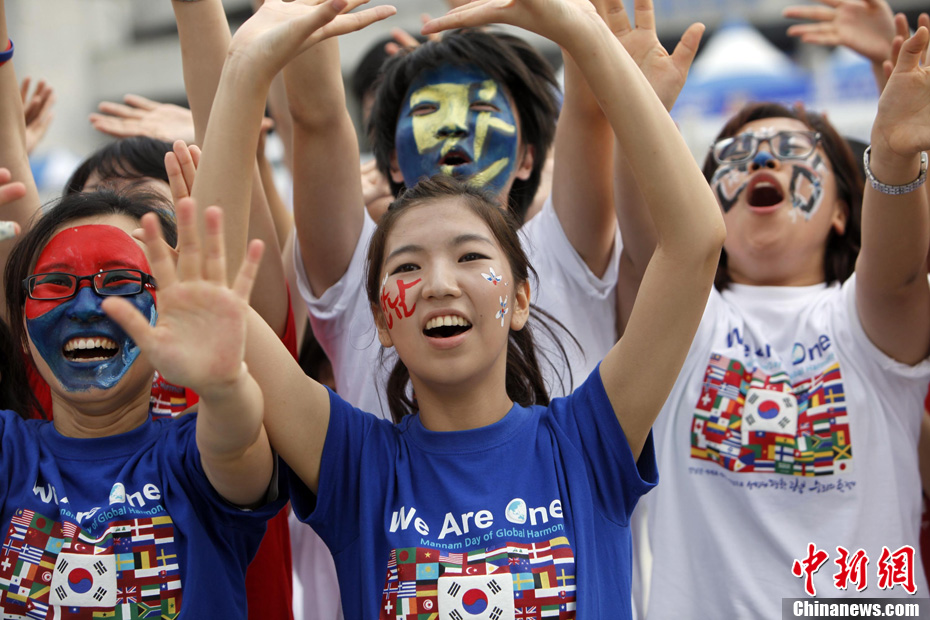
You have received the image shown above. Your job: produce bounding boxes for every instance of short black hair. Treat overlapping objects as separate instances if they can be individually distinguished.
[368,29,559,224]
[65,136,174,195]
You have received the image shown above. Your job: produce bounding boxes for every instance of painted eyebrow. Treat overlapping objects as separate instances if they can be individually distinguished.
[34,262,140,273]
[384,234,496,263]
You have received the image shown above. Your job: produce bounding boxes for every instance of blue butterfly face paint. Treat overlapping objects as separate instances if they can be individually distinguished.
[25,225,157,392]
[394,65,519,195]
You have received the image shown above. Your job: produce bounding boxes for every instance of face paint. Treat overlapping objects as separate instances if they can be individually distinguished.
[496,295,509,327]
[788,154,827,221]
[380,278,421,330]
[25,225,156,392]
[481,267,501,285]
[710,161,751,213]
[395,65,519,195]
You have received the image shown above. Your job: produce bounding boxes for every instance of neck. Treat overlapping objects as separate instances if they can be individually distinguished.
[50,385,151,439]
[411,357,513,432]
[727,253,826,287]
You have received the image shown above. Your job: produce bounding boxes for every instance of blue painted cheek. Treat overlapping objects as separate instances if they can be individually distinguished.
[26,288,156,392]
[395,115,434,186]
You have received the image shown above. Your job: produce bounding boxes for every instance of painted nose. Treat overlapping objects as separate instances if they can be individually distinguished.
[751,150,778,170]
[66,285,106,322]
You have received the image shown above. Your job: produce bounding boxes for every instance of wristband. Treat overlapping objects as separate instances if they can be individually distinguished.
[863,146,928,196]
[0,40,13,66]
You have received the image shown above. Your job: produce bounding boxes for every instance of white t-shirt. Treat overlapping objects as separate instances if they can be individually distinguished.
[294,197,621,420]
[644,276,930,618]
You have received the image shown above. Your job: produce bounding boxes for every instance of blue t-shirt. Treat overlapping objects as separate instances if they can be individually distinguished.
[291,368,657,619]
[0,411,283,619]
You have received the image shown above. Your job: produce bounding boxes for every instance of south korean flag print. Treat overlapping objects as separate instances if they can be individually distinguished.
[438,573,515,620]
[49,553,116,607]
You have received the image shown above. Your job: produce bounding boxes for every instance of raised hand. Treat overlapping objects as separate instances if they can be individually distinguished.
[165,140,201,206]
[0,167,26,241]
[89,94,196,144]
[102,199,264,398]
[593,0,703,111]
[228,0,396,76]
[20,78,54,154]
[422,0,599,45]
[872,27,930,160]
[784,0,895,65]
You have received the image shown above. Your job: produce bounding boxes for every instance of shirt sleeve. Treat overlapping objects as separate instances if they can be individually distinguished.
[547,367,658,526]
[168,415,287,530]
[289,388,395,554]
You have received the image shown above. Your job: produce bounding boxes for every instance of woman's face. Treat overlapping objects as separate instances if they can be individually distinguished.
[24,215,156,400]
[710,117,847,286]
[374,199,529,391]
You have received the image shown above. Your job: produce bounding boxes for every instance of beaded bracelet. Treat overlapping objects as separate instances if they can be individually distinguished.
[863,146,928,196]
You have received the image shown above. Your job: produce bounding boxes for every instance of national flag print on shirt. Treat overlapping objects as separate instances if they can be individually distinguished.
[380,538,576,620]
[691,356,852,476]
[0,509,183,619]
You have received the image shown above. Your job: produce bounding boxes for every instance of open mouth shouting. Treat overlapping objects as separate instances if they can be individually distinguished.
[423,314,473,339]
[63,336,120,363]
[440,147,473,169]
[745,173,786,212]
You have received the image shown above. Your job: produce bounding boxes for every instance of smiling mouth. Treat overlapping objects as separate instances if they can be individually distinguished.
[423,315,473,339]
[63,337,119,363]
[747,181,785,208]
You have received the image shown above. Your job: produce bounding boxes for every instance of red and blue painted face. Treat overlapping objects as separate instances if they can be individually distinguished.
[25,225,156,392]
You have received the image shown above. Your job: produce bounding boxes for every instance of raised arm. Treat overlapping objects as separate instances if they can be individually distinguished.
[600,0,703,331]
[0,0,41,321]
[854,27,930,366]
[284,37,368,296]
[783,0,896,92]
[548,3,615,277]
[425,0,725,460]
[104,201,273,506]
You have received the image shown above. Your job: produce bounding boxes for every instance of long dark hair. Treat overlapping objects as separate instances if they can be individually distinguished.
[369,29,559,224]
[365,176,573,422]
[0,317,38,419]
[702,102,863,289]
[5,190,177,359]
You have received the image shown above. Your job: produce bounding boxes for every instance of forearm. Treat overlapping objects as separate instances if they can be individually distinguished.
[559,18,721,258]
[191,55,271,280]
[171,0,232,146]
[0,0,40,320]
[551,51,616,276]
[196,365,273,507]
[256,148,292,249]
[859,147,929,288]
[248,163,291,335]
[285,41,366,295]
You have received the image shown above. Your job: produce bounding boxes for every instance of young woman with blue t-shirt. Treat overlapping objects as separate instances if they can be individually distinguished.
[150,0,724,617]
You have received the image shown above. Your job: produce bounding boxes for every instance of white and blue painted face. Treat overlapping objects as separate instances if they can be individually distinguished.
[394,65,520,196]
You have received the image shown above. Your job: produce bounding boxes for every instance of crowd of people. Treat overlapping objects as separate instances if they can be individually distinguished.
[0,0,928,618]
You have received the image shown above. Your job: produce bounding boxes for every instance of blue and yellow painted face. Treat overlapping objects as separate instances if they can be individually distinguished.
[25,225,157,392]
[395,65,519,196]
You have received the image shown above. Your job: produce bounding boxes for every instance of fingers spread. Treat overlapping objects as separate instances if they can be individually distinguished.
[895,26,930,72]
[123,94,158,111]
[141,212,178,290]
[671,22,704,74]
[632,0,655,31]
[174,199,203,284]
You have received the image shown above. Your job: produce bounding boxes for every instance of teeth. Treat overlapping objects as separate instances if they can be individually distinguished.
[425,315,471,331]
[63,337,118,352]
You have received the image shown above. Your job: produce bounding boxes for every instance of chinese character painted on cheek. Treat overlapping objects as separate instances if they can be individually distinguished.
[380,278,422,330]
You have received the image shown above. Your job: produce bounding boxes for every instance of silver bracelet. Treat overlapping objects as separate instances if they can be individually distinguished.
[863,145,928,195]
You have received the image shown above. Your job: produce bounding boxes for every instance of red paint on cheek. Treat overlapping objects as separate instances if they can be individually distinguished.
[380,278,421,330]
[25,225,153,320]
